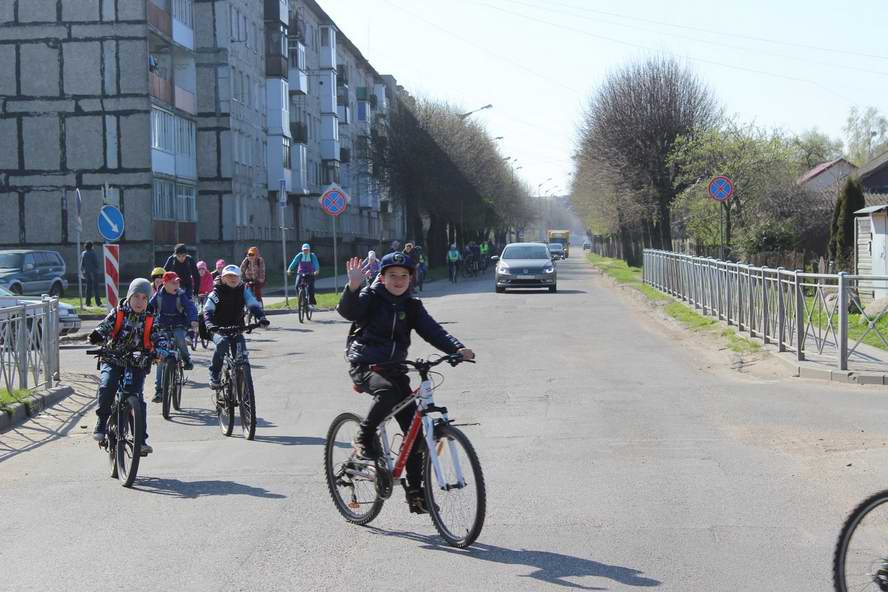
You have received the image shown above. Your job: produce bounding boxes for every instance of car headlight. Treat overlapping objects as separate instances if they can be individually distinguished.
[544,266,555,274]
[498,265,511,275]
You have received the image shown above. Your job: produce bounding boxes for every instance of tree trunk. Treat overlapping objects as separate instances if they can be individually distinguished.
[428,214,448,267]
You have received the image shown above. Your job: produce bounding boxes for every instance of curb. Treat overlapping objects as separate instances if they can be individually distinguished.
[0,384,75,434]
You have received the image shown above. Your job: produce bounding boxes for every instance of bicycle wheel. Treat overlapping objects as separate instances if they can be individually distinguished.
[217,373,235,437]
[306,295,313,321]
[172,363,182,411]
[161,359,174,420]
[237,365,257,440]
[107,416,118,479]
[297,289,305,323]
[324,412,385,525]
[424,424,486,548]
[834,489,888,591]
[116,396,142,488]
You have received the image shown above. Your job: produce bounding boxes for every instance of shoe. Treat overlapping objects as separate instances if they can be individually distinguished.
[351,431,381,462]
[140,441,153,456]
[92,418,107,441]
[151,391,162,403]
[209,375,221,389]
[406,487,432,514]
[183,360,194,371]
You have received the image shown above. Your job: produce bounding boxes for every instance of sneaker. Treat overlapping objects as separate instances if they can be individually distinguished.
[92,418,107,441]
[151,390,162,403]
[351,432,380,461]
[140,441,153,456]
[183,360,194,371]
[406,487,432,514]
[209,375,221,389]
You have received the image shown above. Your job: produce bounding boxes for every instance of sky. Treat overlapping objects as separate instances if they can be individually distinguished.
[319,0,888,198]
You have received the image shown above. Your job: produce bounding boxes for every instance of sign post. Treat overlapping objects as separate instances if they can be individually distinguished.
[319,184,350,294]
[74,188,83,310]
[708,176,734,259]
[279,179,289,307]
[97,203,125,311]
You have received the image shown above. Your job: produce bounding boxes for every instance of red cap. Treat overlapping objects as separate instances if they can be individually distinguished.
[162,271,179,284]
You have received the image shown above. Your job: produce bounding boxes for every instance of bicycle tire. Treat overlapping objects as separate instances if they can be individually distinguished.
[306,297,313,321]
[116,396,142,488]
[107,419,118,479]
[237,365,257,440]
[324,412,385,525]
[172,363,182,411]
[297,289,305,323]
[161,359,174,420]
[217,373,235,437]
[834,488,888,591]
[424,424,486,548]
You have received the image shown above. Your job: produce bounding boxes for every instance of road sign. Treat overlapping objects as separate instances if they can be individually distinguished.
[708,176,734,203]
[97,205,124,242]
[319,184,350,217]
[103,244,120,309]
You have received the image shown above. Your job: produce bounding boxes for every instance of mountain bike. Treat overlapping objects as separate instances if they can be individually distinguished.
[158,337,184,420]
[324,354,486,548]
[86,347,152,488]
[296,273,313,323]
[834,490,888,591]
[197,295,209,349]
[213,322,264,440]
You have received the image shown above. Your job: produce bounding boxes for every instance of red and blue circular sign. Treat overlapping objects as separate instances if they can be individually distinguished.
[319,186,349,217]
[708,176,734,203]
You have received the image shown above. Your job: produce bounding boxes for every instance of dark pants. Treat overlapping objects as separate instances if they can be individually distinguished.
[96,362,148,442]
[350,366,423,489]
[297,274,316,305]
[210,333,246,380]
[84,272,102,306]
[154,326,190,393]
[448,261,458,283]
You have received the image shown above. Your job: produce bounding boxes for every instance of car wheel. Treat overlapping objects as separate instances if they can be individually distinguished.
[549,285,557,293]
[9,283,22,295]
[49,282,64,297]
[495,286,505,293]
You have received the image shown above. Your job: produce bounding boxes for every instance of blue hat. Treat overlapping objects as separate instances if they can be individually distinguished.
[380,251,414,273]
[301,243,310,250]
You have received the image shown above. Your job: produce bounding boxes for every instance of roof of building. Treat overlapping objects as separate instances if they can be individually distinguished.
[858,149,888,180]
[797,158,856,185]
[301,0,387,84]
[855,205,888,215]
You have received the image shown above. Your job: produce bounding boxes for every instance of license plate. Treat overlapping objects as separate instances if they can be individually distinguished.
[517,275,535,280]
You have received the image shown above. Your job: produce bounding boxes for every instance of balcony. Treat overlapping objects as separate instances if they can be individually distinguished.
[336,68,349,88]
[291,143,308,194]
[289,14,305,42]
[320,139,340,161]
[289,67,307,95]
[148,0,172,37]
[337,105,350,125]
[266,55,287,79]
[174,86,196,114]
[355,87,369,101]
[340,148,351,163]
[319,26,336,69]
[149,71,172,104]
[290,121,307,144]
[263,0,288,25]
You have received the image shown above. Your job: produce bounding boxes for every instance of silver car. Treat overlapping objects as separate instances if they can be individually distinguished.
[0,286,82,335]
[493,242,557,293]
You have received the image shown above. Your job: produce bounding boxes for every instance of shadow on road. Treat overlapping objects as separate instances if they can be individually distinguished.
[367,529,660,590]
[166,407,276,430]
[252,434,327,446]
[133,476,286,499]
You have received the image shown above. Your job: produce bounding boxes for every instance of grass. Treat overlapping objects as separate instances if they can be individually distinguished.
[0,388,32,413]
[59,298,106,315]
[587,252,762,355]
[802,294,888,352]
[265,292,339,310]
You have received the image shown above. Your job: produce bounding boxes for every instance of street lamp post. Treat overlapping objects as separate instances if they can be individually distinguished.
[458,104,493,120]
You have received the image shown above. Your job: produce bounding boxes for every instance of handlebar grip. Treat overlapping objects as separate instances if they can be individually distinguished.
[85,348,104,355]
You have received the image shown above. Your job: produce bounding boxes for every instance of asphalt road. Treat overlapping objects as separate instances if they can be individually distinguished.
[4,258,888,591]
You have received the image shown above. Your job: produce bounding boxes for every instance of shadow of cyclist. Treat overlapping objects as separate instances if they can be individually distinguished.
[134,476,286,499]
[367,529,660,590]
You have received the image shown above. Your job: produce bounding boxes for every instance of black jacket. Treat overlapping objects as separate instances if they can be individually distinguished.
[203,282,264,331]
[337,281,463,365]
[163,254,200,294]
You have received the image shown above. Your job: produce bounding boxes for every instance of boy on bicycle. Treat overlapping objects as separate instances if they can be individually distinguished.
[287,243,320,308]
[337,252,474,514]
[88,278,166,454]
[149,272,198,402]
[204,265,269,389]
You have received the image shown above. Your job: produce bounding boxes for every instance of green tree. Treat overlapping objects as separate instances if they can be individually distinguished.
[828,176,866,270]
[844,106,888,166]
[792,128,844,170]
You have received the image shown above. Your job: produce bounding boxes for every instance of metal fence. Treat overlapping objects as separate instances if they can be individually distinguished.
[1,297,60,393]
[642,249,888,372]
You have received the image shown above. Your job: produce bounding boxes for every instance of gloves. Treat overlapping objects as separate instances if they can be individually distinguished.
[88,330,103,345]
[259,318,270,328]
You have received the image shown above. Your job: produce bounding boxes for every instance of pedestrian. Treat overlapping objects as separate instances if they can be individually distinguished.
[361,250,380,283]
[211,259,225,283]
[240,246,266,303]
[80,241,103,306]
[163,243,200,300]
[447,243,461,283]
[196,261,214,304]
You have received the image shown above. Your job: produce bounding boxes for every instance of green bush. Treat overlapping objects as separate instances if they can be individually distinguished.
[736,220,799,258]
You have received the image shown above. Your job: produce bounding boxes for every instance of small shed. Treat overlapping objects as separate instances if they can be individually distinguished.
[854,204,888,301]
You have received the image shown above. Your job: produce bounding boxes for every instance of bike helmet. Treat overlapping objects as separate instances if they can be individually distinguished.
[221,264,241,278]
[150,266,165,279]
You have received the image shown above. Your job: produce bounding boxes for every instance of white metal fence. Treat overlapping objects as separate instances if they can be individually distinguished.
[642,249,888,372]
[1,297,60,393]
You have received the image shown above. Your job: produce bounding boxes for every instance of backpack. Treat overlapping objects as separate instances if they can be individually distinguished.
[345,291,420,351]
[110,309,155,351]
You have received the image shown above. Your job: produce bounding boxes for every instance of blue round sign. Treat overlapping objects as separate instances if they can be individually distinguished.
[708,176,734,202]
[97,205,125,242]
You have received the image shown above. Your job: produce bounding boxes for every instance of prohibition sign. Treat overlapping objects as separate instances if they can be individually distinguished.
[319,185,349,217]
[708,176,734,203]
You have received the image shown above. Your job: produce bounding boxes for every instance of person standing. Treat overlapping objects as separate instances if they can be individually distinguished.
[240,246,266,303]
[211,259,225,283]
[163,243,200,300]
[80,241,102,306]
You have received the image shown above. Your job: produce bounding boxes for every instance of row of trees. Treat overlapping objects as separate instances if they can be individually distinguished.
[372,92,535,266]
[571,55,886,267]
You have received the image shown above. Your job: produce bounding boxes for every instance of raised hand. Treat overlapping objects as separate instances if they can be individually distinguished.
[346,257,365,292]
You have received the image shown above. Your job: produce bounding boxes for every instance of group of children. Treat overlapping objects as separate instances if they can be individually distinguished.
[89,245,472,516]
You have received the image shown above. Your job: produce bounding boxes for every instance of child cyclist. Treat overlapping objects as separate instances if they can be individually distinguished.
[89,279,167,454]
[204,265,269,389]
[149,271,198,402]
[196,260,214,304]
[337,252,474,514]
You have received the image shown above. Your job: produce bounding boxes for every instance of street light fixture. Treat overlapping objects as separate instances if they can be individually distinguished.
[494,136,504,141]
[458,104,493,119]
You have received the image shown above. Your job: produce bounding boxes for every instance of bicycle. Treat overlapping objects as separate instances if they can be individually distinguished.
[296,273,313,323]
[834,490,888,590]
[158,334,184,420]
[324,354,486,548]
[212,323,264,440]
[196,295,209,349]
[86,347,152,488]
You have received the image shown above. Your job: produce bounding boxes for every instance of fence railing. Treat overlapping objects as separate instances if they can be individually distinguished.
[642,249,888,372]
[1,297,60,394]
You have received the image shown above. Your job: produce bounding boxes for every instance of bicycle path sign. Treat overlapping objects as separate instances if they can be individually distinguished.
[708,176,734,203]
[319,184,350,217]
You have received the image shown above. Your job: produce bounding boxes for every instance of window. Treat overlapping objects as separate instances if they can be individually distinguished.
[172,0,192,27]
[320,27,329,47]
[176,117,195,156]
[153,179,176,220]
[151,108,175,152]
[283,138,291,169]
[357,101,367,122]
[176,184,197,221]
[253,23,258,53]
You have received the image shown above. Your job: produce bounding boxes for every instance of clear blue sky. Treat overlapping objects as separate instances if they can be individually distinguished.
[320,0,888,197]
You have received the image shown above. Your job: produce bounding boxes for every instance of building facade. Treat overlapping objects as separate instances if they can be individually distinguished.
[0,0,402,279]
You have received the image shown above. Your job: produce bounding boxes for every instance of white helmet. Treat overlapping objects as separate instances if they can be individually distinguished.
[221,264,241,278]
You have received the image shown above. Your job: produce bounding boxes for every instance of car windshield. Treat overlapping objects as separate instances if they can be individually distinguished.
[502,246,550,260]
[0,253,23,268]
[548,244,563,250]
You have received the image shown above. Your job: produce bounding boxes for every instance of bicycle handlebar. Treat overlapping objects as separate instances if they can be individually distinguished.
[213,322,265,335]
[371,353,475,372]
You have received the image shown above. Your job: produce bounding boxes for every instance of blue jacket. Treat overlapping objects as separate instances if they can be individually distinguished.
[337,281,463,365]
[287,252,319,274]
[148,288,198,328]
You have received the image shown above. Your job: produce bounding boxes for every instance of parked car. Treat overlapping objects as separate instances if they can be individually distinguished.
[0,250,68,296]
[493,242,557,293]
[0,285,82,335]
[547,243,565,260]
[583,241,591,251]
